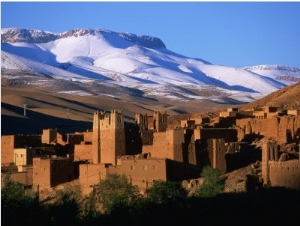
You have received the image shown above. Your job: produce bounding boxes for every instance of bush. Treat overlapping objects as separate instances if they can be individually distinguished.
[46,185,82,225]
[95,174,141,214]
[194,166,224,198]
[147,180,188,204]
[1,173,38,224]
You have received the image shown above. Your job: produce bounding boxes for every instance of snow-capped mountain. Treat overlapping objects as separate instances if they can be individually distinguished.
[2,28,300,104]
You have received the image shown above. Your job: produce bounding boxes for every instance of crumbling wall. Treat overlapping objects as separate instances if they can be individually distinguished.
[207,139,227,174]
[237,115,300,143]
[269,160,300,190]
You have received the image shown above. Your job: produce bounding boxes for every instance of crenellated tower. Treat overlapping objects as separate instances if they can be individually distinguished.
[135,112,148,131]
[92,110,105,164]
[99,109,125,165]
[153,110,167,132]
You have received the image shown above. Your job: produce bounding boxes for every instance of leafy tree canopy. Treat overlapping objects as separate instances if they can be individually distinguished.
[147,180,188,204]
[95,173,141,213]
[194,166,224,198]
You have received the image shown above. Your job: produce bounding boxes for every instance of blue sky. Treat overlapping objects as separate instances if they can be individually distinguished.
[1,1,300,68]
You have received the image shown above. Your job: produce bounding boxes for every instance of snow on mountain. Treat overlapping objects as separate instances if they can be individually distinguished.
[1,28,300,103]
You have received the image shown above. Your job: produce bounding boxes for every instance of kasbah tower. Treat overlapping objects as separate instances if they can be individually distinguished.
[92,109,125,165]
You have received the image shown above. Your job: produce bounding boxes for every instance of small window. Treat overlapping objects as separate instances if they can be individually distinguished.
[130,165,135,170]
[153,165,157,170]
[143,165,147,170]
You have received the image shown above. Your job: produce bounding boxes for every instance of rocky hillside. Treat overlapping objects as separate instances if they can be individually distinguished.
[240,81,300,111]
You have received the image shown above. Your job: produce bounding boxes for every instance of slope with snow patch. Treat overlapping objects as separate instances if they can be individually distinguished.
[1,28,300,103]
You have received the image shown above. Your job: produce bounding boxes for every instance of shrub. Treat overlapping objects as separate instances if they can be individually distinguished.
[194,166,224,198]
[95,174,141,214]
[1,173,38,224]
[147,180,188,204]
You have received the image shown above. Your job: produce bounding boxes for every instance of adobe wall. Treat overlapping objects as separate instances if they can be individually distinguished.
[2,168,33,186]
[135,113,148,130]
[262,140,278,186]
[142,145,153,154]
[195,128,237,142]
[288,109,300,116]
[33,157,73,188]
[54,132,66,145]
[269,160,300,190]
[120,158,167,190]
[236,115,300,143]
[262,140,300,190]
[148,132,167,158]
[185,131,197,166]
[74,144,93,162]
[207,139,227,174]
[181,119,195,128]
[152,111,168,132]
[2,135,15,164]
[1,135,42,165]
[79,163,110,186]
[80,131,93,143]
[139,129,153,145]
[124,122,143,155]
[33,158,51,188]
[42,129,57,144]
[14,148,28,166]
[92,111,102,164]
[166,159,201,182]
[100,111,126,165]
[66,133,84,145]
[166,128,184,162]
[213,117,236,128]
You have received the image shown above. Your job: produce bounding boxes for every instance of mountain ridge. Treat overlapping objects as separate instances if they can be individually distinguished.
[1,27,167,49]
[1,27,300,129]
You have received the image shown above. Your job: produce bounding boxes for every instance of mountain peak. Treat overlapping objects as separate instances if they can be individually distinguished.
[1,27,58,43]
[1,27,166,49]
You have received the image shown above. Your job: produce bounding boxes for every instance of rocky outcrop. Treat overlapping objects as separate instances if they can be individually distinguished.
[1,28,58,43]
[1,28,166,49]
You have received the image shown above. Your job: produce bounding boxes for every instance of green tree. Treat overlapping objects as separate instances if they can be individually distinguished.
[1,173,38,224]
[47,185,82,225]
[194,166,224,198]
[147,180,188,204]
[95,174,141,214]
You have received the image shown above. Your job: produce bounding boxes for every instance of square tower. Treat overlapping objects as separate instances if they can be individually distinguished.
[100,109,126,165]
